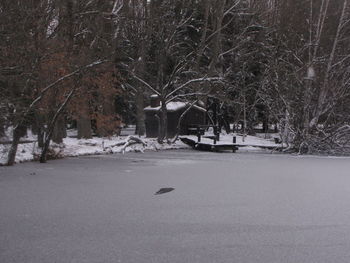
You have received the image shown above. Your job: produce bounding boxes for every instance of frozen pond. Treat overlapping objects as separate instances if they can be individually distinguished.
[1,150,350,262]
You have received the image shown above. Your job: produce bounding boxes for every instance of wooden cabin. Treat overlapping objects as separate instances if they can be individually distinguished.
[144,96,206,138]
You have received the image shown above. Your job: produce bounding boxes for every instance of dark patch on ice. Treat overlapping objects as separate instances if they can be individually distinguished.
[155,188,175,195]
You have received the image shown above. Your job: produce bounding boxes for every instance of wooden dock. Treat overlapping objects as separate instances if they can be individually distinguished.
[180,136,283,152]
[180,136,238,152]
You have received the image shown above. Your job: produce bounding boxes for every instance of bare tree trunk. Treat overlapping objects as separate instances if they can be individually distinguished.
[134,18,147,136]
[52,116,66,143]
[40,89,75,163]
[195,0,210,70]
[209,0,226,76]
[77,99,92,139]
[38,128,44,148]
[39,134,51,163]
[309,0,348,130]
[6,124,26,166]
[96,96,115,137]
[77,117,92,139]
[157,100,167,143]
[32,110,45,148]
[302,0,330,135]
[0,124,4,138]
[135,90,145,135]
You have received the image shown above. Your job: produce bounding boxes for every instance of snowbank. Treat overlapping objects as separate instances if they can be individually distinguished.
[0,135,189,165]
[0,130,280,165]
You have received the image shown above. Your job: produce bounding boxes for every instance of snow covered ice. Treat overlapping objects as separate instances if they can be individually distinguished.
[1,150,350,263]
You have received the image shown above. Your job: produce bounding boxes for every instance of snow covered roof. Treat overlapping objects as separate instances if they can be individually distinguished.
[144,101,206,112]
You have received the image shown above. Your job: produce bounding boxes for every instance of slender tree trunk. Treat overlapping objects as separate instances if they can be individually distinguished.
[263,117,268,133]
[243,92,246,142]
[40,134,52,163]
[134,26,146,136]
[38,128,44,148]
[282,108,291,147]
[36,115,45,148]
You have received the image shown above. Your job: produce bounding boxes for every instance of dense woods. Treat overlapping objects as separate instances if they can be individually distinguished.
[1,0,350,164]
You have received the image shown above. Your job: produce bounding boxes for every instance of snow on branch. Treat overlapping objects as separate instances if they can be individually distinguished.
[112,0,124,16]
[166,92,210,104]
[165,77,222,100]
[163,59,188,92]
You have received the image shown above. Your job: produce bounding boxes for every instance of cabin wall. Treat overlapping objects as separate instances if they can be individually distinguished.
[181,109,206,134]
[144,108,206,138]
[167,112,180,138]
[145,112,159,138]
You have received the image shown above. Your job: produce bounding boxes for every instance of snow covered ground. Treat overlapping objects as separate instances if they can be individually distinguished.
[0,128,280,165]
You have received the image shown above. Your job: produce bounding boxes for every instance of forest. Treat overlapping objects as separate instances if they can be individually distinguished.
[1,0,350,165]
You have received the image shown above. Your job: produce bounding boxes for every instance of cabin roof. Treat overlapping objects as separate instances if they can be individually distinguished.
[144,101,206,113]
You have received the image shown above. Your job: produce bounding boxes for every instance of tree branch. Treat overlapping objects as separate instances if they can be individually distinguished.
[132,74,161,95]
[27,60,108,114]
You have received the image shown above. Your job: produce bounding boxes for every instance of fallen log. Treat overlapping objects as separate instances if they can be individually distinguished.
[104,136,147,153]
